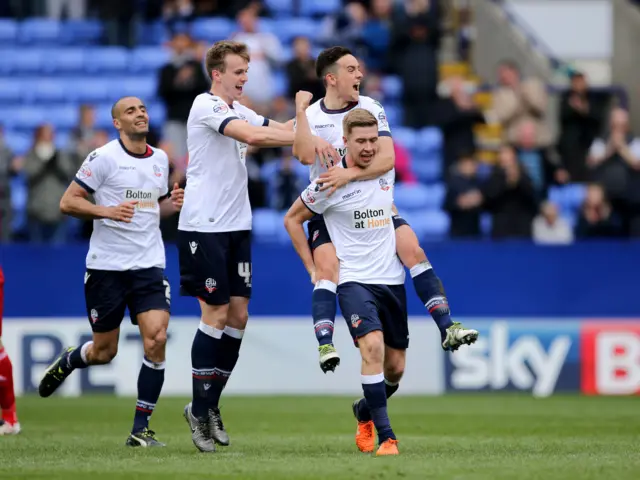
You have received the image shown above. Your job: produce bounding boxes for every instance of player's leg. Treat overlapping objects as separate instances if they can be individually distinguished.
[309,216,340,373]
[0,267,19,436]
[177,230,231,452]
[124,267,170,447]
[38,270,125,397]
[393,213,478,351]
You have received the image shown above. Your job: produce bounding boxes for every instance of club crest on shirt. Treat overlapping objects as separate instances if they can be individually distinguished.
[153,165,163,177]
[378,111,388,129]
[78,165,92,179]
[303,187,316,204]
[379,177,390,191]
[213,103,229,114]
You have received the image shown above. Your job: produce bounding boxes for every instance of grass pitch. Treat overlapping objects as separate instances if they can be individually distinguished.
[1,394,638,479]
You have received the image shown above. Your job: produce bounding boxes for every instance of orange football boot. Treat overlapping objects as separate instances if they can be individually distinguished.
[376,438,399,456]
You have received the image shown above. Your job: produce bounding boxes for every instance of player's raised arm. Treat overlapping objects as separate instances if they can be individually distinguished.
[293,91,317,165]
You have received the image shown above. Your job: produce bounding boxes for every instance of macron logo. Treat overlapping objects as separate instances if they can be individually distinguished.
[189,242,198,254]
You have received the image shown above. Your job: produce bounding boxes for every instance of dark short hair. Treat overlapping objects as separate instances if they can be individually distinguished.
[315,46,353,82]
[205,40,250,80]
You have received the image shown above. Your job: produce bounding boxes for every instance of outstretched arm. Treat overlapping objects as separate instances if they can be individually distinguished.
[284,196,316,284]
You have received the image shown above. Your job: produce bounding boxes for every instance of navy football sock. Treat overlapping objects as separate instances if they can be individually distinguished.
[356,378,399,422]
[410,262,454,336]
[64,342,92,373]
[312,280,337,346]
[132,357,165,433]
[362,373,395,443]
[208,326,244,407]
[191,322,222,418]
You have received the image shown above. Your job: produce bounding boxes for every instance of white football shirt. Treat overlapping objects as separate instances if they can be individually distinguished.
[302,95,392,181]
[73,139,170,271]
[179,92,268,233]
[300,163,404,286]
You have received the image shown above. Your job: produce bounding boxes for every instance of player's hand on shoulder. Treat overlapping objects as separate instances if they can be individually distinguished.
[106,201,138,223]
[295,90,313,111]
[318,165,356,196]
[313,136,339,169]
[170,182,184,210]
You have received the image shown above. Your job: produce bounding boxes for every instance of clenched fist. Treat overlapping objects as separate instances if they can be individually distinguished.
[295,90,313,111]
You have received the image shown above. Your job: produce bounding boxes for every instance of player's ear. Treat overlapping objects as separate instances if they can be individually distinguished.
[112,118,120,130]
[342,136,347,146]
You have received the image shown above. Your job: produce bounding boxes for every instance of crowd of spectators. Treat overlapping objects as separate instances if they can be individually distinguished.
[0,0,637,245]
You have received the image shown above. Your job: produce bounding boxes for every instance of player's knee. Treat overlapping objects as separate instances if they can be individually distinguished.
[359,332,385,367]
[396,230,427,268]
[314,251,339,283]
[200,302,229,330]
[384,361,405,384]
[143,327,167,361]
[227,306,249,330]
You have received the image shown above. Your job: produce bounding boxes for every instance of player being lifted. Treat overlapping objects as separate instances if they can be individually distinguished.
[293,47,478,373]
[286,103,406,455]
[0,266,20,435]
[38,97,184,447]
[177,41,336,453]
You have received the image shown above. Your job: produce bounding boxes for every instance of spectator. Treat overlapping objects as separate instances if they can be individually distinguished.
[68,104,100,160]
[232,4,283,110]
[157,32,209,159]
[97,0,138,48]
[319,1,367,54]
[163,0,195,34]
[23,125,75,244]
[0,127,18,242]
[514,119,568,200]
[437,76,486,173]
[286,36,324,102]
[389,0,441,127]
[491,60,551,148]
[575,184,624,238]
[532,201,574,245]
[393,142,416,184]
[361,0,393,72]
[46,0,86,19]
[444,154,483,238]
[557,72,603,183]
[273,155,304,211]
[587,108,640,208]
[484,144,538,239]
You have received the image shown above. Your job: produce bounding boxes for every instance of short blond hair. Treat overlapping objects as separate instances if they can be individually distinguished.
[342,108,378,136]
[205,41,250,79]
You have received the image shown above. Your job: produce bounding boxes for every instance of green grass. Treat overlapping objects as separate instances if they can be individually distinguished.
[1,395,639,479]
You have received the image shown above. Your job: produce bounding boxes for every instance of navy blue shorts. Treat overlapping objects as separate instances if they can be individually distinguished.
[177,230,252,306]
[307,214,410,252]
[337,282,409,350]
[84,267,170,333]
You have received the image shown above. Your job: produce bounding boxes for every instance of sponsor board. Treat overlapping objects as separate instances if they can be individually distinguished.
[2,317,443,397]
[444,320,581,397]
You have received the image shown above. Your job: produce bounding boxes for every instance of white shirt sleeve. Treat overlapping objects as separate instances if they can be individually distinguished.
[201,96,243,134]
[74,149,112,194]
[234,102,269,127]
[589,138,606,158]
[364,97,392,137]
[300,181,331,214]
[158,150,170,198]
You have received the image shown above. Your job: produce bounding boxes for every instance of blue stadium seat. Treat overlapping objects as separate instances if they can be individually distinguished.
[191,18,235,42]
[19,19,61,44]
[301,0,341,16]
[136,21,168,46]
[393,183,432,211]
[5,106,47,130]
[55,129,71,150]
[94,104,115,129]
[4,131,31,155]
[549,184,587,213]
[84,47,129,73]
[10,49,45,73]
[146,102,166,125]
[415,127,443,153]
[0,19,18,44]
[265,0,294,16]
[67,78,113,103]
[0,79,23,103]
[253,208,282,242]
[130,47,171,73]
[272,70,288,97]
[481,213,492,236]
[273,18,320,43]
[49,105,79,129]
[116,76,158,101]
[60,20,103,45]
[408,209,450,241]
[384,104,401,127]
[381,76,402,100]
[10,174,28,232]
[260,160,281,182]
[411,156,442,183]
[257,18,276,35]
[392,127,416,150]
[25,79,68,103]
[44,48,86,74]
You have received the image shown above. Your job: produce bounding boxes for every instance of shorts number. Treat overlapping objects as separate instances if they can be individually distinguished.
[238,262,251,286]
[163,278,171,304]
